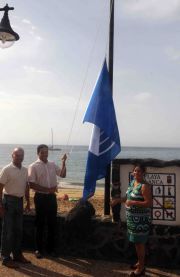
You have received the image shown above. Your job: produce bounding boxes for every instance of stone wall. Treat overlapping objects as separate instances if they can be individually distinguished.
[1,213,179,269]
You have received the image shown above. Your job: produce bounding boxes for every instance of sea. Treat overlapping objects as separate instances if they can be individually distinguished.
[0,144,180,187]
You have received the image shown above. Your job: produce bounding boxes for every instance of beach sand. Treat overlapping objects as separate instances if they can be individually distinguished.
[58,187,105,216]
[29,187,105,216]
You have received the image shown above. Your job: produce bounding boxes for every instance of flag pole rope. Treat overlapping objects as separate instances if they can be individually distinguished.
[64,1,114,157]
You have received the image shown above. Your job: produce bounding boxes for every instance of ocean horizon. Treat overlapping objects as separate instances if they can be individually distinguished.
[0,144,180,186]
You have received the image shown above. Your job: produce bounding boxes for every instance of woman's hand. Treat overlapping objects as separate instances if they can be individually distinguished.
[125,200,133,207]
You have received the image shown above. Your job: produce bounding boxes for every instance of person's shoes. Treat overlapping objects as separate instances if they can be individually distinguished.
[2,258,19,268]
[35,250,43,259]
[13,254,31,264]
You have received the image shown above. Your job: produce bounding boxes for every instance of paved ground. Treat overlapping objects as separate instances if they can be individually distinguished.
[0,252,180,277]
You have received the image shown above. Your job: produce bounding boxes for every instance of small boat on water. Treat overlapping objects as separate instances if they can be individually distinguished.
[49,128,61,151]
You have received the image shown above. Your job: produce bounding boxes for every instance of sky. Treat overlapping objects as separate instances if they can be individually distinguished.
[0,0,179,147]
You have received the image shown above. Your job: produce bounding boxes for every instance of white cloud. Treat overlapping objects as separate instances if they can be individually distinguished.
[0,91,7,97]
[134,92,152,102]
[23,65,51,74]
[0,90,80,144]
[12,15,20,20]
[22,19,32,25]
[0,47,14,61]
[122,0,180,20]
[31,25,36,31]
[0,91,77,112]
[22,19,36,29]
[36,36,43,41]
[22,18,38,37]
[165,47,180,61]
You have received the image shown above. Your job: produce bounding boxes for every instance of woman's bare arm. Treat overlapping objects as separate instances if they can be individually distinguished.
[126,184,152,208]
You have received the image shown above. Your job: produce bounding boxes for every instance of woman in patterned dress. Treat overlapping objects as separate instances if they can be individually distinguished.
[111,164,152,276]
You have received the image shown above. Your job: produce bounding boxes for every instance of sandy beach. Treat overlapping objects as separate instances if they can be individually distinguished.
[58,186,104,215]
[29,186,105,216]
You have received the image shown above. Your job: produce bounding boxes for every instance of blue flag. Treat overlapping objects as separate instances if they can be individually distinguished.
[83,59,121,199]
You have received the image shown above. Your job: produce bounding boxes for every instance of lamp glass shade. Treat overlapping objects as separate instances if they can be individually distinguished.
[0,40,14,48]
[0,31,15,48]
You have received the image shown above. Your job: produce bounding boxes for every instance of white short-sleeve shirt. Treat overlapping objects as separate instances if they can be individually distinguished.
[28,159,61,192]
[0,162,28,198]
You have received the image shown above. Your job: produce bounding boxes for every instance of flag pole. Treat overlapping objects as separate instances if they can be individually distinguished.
[104,0,114,215]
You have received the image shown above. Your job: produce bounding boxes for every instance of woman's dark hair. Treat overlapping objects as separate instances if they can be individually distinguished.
[37,144,48,154]
[133,163,146,174]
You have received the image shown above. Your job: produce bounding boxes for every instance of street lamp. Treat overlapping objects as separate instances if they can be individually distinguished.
[0,4,20,49]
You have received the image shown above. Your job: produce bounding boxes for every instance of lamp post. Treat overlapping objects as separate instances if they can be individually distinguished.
[0,4,20,49]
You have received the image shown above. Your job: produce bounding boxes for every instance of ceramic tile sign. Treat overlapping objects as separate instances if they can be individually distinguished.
[147,173,176,221]
[129,173,176,221]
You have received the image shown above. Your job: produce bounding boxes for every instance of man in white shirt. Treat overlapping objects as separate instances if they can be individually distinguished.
[28,144,66,258]
[0,147,30,268]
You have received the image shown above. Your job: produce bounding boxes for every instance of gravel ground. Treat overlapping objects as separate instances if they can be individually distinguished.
[0,252,180,277]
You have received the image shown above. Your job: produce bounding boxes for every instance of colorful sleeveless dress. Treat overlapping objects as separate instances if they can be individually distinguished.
[126,180,151,244]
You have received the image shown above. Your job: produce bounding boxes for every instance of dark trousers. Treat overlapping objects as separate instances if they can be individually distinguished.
[112,203,121,223]
[34,192,57,253]
[1,195,23,259]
